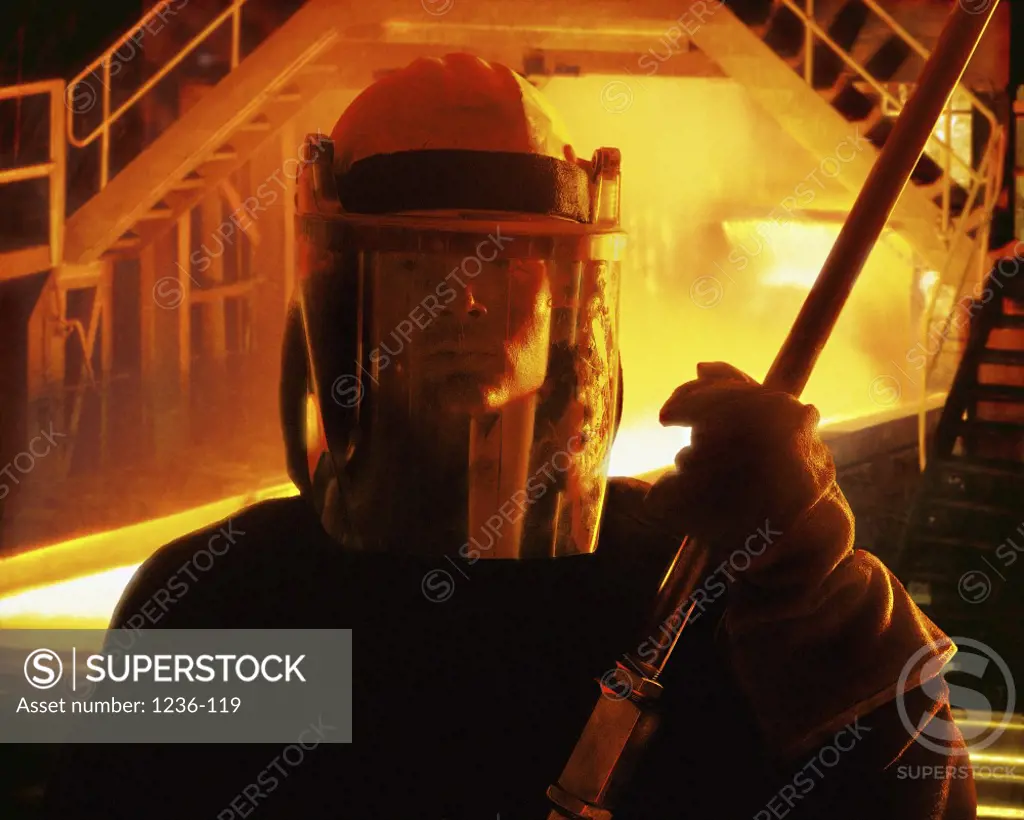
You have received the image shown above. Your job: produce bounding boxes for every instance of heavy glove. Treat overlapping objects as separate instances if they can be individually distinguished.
[645,362,952,760]
[645,361,837,582]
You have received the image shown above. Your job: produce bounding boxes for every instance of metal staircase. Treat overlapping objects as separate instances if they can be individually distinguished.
[895,262,1024,705]
[61,0,344,264]
[0,0,352,490]
[959,710,1024,819]
[686,0,1004,305]
[0,0,1009,532]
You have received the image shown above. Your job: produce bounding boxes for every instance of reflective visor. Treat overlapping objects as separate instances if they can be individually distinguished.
[298,215,625,558]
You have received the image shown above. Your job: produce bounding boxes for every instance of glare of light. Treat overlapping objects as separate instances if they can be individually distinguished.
[978,807,1024,819]
[0,391,947,628]
[0,566,140,629]
[609,424,690,477]
[0,480,298,599]
[0,77,935,628]
[722,220,840,290]
[919,269,940,299]
[970,752,1024,767]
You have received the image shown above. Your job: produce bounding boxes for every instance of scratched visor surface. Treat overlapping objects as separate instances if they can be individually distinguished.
[299,218,624,559]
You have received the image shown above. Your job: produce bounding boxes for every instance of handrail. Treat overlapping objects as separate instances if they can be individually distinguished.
[859,0,998,130]
[0,79,66,101]
[774,0,1006,470]
[915,125,1004,470]
[923,128,1004,378]
[0,80,67,270]
[778,0,988,187]
[64,0,250,188]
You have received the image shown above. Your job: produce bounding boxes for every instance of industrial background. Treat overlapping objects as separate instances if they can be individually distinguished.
[0,0,1023,814]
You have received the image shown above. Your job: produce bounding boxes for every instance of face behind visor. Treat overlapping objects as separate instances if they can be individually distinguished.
[286,136,625,560]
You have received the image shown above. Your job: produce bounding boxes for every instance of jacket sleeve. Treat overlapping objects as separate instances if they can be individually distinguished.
[647,375,958,759]
[716,467,956,762]
[770,682,977,820]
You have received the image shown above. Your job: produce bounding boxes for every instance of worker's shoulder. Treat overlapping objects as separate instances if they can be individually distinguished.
[110,495,324,628]
[600,476,679,565]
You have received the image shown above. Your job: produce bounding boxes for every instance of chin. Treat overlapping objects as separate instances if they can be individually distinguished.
[429,375,493,415]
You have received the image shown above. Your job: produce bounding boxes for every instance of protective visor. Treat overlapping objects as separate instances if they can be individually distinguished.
[295,141,625,559]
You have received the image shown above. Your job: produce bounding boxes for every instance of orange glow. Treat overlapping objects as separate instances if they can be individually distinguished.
[540,75,921,470]
[0,77,935,623]
[0,397,945,627]
[0,481,299,628]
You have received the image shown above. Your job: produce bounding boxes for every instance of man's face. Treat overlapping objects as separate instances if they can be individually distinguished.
[375,252,553,413]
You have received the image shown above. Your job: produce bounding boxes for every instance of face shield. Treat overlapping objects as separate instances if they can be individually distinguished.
[293,138,625,559]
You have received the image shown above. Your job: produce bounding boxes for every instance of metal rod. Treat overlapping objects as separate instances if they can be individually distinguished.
[765,2,999,395]
[48,83,65,267]
[803,0,814,87]
[100,60,111,189]
[546,3,1002,816]
[644,0,1001,677]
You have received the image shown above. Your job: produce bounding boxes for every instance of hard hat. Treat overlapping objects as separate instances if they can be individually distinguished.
[283,53,626,559]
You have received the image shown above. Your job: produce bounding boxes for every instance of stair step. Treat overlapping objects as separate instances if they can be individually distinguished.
[923,180,973,214]
[827,0,870,51]
[206,147,239,162]
[238,117,273,133]
[862,35,912,82]
[170,176,206,191]
[107,235,143,253]
[909,534,1005,552]
[298,63,337,75]
[971,384,1024,403]
[806,43,844,91]
[902,576,997,607]
[722,0,773,27]
[932,456,1024,479]
[962,419,1024,434]
[921,496,1021,516]
[855,106,886,136]
[994,314,1024,330]
[136,206,173,221]
[830,80,876,122]
[804,2,875,93]
[762,3,806,58]
[982,349,1024,367]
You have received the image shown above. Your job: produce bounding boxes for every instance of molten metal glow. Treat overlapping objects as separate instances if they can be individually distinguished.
[538,76,920,460]
[0,482,299,628]
[919,269,940,299]
[1,77,929,623]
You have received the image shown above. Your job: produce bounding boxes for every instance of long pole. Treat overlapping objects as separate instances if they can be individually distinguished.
[642,0,1001,684]
[546,1,1002,816]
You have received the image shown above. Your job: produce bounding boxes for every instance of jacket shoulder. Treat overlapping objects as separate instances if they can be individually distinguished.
[599,476,680,565]
[109,495,320,628]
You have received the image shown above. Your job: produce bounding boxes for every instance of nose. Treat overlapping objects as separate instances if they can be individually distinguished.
[462,286,487,319]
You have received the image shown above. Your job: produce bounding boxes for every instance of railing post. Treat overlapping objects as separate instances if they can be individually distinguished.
[804,0,814,87]
[942,99,952,236]
[49,83,66,267]
[231,0,242,69]
[100,59,111,189]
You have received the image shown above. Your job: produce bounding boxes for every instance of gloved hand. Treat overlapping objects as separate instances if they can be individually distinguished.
[644,362,950,761]
[644,361,838,578]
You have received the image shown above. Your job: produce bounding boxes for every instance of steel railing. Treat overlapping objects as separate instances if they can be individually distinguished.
[785,0,1001,230]
[782,0,1006,469]
[65,0,251,190]
[0,80,67,273]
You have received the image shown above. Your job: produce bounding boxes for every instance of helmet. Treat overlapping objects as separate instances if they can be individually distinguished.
[282,53,625,559]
